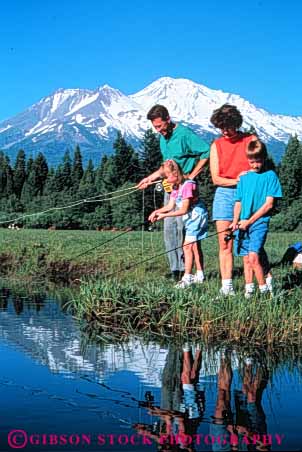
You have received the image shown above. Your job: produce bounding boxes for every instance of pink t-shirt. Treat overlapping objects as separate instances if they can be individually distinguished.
[171,181,198,204]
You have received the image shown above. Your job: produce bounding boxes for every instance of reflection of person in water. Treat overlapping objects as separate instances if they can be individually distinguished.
[210,351,234,451]
[234,359,269,451]
[32,293,46,312]
[0,288,10,310]
[134,343,204,452]
[13,296,24,315]
[179,343,204,422]
[211,353,270,451]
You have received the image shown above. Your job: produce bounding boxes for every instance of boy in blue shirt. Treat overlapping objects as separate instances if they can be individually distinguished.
[231,140,282,298]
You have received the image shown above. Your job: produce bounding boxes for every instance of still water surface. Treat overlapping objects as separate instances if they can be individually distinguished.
[0,288,301,451]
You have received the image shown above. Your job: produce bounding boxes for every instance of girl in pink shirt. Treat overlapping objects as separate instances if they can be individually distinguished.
[149,160,208,288]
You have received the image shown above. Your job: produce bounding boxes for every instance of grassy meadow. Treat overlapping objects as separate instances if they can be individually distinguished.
[0,227,301,346]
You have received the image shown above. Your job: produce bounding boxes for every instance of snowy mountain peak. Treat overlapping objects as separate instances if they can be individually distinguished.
[98,84,126,105]
[0,76,302,166]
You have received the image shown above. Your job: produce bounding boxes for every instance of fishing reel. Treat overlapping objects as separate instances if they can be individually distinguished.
[145,391,154,403]
[224,232,234,242]
[138,391,155,408]
[154,179,173,193]
[155,182,164,193]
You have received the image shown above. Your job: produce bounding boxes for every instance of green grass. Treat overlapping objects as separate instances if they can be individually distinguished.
[0,227,301,345]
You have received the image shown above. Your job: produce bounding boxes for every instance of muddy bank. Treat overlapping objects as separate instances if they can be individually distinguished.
[0,252,107,284]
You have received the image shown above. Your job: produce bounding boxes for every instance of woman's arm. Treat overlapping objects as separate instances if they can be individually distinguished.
[210,142,238,186]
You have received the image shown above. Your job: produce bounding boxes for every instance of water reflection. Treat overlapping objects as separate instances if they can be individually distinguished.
[210,351,270,451]
[134,346,278,451]
[134,344,205,451]
[0,287,301,450]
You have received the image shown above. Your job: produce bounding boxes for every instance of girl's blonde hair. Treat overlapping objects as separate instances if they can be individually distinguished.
[162,159,183,183]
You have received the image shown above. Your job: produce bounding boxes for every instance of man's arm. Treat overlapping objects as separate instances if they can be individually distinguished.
[238,196,274,231]
[187,158,208,179]
[137,167,164,189]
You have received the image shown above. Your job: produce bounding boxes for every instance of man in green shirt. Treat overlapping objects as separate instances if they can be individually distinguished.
[137,105,209,280]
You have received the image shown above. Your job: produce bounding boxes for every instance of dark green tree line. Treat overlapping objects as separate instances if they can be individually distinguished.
[0,130,298,232]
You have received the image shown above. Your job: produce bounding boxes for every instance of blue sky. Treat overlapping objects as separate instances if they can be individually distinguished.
[1,0,301,122]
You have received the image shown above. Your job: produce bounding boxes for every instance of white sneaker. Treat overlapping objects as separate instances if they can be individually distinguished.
[244,291,254,299]
[266,276,273,294]
[175,275,194,289]
[194,274,205,284]
[219,287,235,296]
[182,342,191,352]
[244,357,253,366]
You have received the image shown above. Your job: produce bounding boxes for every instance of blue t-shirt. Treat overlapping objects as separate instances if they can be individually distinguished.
[235,170,282,222]
[160,124,210,174]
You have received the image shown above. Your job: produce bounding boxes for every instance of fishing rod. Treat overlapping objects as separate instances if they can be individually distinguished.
[74,220,150,259]
[85,225,232,280]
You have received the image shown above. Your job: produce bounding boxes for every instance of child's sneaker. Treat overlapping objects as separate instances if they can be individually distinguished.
[194,274,205,284]
[244,357,253,366]
[259,284,270,296]
[266,275,273,294]
[182,342,191,352]
[244,283,255,299]
[175,274,194,289]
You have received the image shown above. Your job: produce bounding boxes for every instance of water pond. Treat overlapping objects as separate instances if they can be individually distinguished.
[0,287,301,451]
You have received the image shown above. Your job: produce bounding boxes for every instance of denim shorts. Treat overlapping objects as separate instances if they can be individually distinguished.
[183,203,208,243]
[179,384,200,419]
[234,219,269,256]
[212,187,237,221]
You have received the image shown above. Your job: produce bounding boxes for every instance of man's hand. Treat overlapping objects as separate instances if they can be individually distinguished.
[238,219,250,230]
[137,177,152,190]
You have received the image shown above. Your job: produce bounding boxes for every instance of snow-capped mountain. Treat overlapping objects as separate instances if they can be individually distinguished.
[1,76,301,166]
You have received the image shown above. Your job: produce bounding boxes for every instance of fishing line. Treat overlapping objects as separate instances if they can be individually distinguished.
[93,226,232,279]
[74,221,150,259]
[0,181,162,226]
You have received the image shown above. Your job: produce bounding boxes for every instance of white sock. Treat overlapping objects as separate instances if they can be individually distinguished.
[183,343,191,352]
[196,270,204,279]
[183,273,193,281]
[266,276,273,293]
[245,283,255,294]
[259,284,269,293]
[222,279,233,290]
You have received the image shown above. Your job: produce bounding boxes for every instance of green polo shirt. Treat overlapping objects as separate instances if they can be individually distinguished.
[160,124,210,174]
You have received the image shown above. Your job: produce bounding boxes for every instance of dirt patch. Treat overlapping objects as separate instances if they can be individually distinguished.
[0,253,17,274]
[0,252,107,285]
[46,260,107,284]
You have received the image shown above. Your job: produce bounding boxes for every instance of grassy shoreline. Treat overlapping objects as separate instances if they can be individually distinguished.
[0,228,301,345]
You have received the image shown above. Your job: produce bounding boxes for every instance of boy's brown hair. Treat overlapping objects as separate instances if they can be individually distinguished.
[247,139,268,160]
